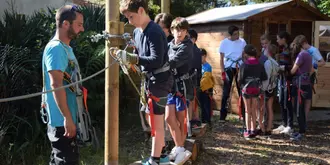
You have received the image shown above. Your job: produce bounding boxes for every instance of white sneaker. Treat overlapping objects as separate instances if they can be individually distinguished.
[280,126,293,135]
[273,125,285,132]
[168,146,178,161]
[174,148,191,164]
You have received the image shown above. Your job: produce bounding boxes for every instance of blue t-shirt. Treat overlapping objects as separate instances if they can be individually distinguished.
[42,40,78,127]
[307,46,323,69]
[202,62,212,75]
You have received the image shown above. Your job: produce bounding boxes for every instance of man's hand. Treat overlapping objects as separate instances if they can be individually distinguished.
[116,49,139,64]
[63,117,76,138]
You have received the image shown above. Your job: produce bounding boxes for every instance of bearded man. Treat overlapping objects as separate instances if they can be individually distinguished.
[41,5,84,165]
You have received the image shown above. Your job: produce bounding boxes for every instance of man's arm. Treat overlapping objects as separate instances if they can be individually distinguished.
[44,45,76,138]
[48,70,72,120]
[314,48,326,67]
[220,53,225,72]
[291,63,299,75]
[318,59,326,67]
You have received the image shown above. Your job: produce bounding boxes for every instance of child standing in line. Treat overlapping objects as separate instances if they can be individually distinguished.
[290,35,313,141]
[166,17,193,163]
[239,44,267,140]
[199,48,214,124]
[273,31,294,135]
[259,44,280,136]
[119,1,173,164]
[297,35,325,118]
[258,34,271,134]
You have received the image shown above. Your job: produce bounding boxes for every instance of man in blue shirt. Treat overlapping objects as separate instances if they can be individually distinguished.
[42,5,84,165]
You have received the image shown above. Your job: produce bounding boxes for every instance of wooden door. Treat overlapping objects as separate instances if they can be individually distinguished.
[313,21,330,108]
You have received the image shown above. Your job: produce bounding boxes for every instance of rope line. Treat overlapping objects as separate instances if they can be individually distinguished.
[0,60,118,103]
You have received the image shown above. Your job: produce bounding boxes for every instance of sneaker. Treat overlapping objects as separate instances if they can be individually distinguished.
[244,131,251,140]
[290,133,303,141]
[142,158,158,165]
[280,126,293,135]
[159,156,170,165]
[250,130,257,138]
[168,146,177,161]
[273,125,286,132]
[174,149,191,164]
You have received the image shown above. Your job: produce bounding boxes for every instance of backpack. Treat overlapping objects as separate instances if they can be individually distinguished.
[263,56,280,92]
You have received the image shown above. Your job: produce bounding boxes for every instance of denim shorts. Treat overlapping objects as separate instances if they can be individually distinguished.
[167,93,187,112]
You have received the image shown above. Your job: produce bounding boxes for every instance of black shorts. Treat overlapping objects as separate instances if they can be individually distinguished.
[310,72,316,85]
[262,89,275,99]
[291,84,312,100]
[47,125,79,165]
[146,75,174,115]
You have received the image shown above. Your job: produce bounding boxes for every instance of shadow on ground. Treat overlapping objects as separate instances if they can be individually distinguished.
[194,114,330,165]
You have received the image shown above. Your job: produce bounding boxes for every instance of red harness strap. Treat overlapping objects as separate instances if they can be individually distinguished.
[147,92,160,137]
[177,93,188,136]
[193,87,198,113]
[286,81,291,101]
[238,95,243,120]
[298,89,303,105]
[82,87,88,111]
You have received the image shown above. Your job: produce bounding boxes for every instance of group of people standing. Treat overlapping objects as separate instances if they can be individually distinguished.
[118,1,214,165]
[41,0,326,165]
[218,25,325,141]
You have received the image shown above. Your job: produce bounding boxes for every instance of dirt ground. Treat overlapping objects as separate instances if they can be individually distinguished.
[194,114,330,165]
[117,112,330,165]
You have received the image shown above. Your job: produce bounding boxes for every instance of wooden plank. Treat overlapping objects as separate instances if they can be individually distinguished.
[192,123,207,137]
[185,139,199,162]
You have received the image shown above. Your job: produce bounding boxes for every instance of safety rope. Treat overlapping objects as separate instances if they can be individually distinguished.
[0,60,117,103]
[0,32,133,103]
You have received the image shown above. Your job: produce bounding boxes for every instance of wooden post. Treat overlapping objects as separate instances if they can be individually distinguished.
[105,0,121,164]
[161,0,170,13]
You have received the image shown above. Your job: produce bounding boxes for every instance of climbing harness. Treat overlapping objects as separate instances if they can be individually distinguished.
[105,32,173,137]
[40,39,100,148]
[278,73,291,110]
[293,72,309,118]
[224,57,242,113]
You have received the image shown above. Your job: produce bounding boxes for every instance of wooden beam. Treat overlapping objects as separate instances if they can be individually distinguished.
[105,0,121,164]
[161,0,170,13]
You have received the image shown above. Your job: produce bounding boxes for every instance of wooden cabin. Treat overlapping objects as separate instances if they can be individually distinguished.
[186,0,330,114]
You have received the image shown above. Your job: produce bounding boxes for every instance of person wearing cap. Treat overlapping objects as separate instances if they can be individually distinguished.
[42,5,84,165]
